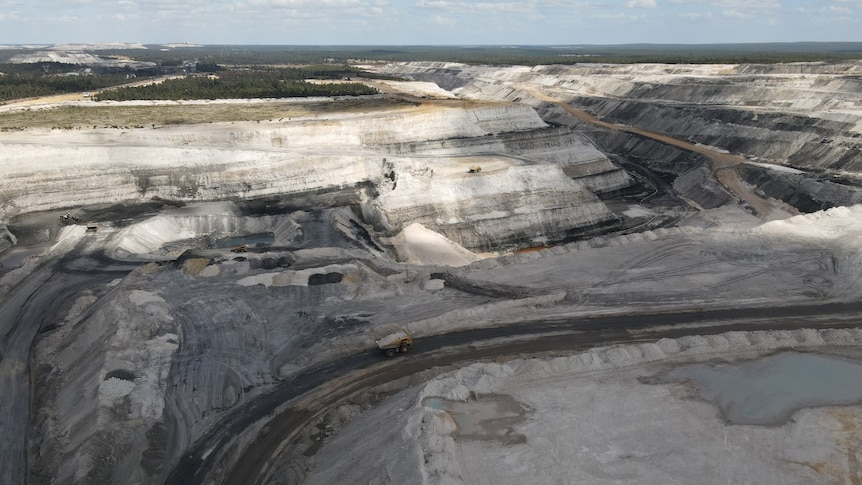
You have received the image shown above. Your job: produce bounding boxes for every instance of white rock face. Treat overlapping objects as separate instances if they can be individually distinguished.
[1,100,623,251]
[381,223,482,267]
[7,50,156,69]
[376,61,862,173]
[371,160,612,249]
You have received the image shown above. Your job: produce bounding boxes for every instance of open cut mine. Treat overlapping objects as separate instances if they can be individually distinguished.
[2,54,862,485]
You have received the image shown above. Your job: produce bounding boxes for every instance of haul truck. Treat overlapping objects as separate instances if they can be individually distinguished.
[376,331,413,357]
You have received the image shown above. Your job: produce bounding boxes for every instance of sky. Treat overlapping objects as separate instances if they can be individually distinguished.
[0,0,860,45]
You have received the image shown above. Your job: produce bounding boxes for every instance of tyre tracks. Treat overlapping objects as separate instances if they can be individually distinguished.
[166,300,862,485]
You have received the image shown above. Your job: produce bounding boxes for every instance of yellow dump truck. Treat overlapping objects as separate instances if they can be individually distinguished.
[376,331,413,357]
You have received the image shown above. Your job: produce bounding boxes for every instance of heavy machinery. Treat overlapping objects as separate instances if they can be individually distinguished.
[376,331,413,357]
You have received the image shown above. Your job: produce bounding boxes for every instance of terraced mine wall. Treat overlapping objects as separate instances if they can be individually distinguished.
[538,105,735,210]
[0,101,629,253]
[374,61,862,212]
[738,164,862,212]
[569,96,862,173]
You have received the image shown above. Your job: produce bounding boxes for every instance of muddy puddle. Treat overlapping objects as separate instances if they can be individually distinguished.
[423,394,529,444]
[213,232,274,249]
[0,245,45,269]
[654,351,862,425]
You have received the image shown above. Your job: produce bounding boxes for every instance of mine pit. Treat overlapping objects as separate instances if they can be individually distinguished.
[2,57,862,485]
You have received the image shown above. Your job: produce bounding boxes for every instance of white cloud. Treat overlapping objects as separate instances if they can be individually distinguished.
[0,11,25,21]
[56,14,83,21]
[678,10,713,18]
[430,14,457,25]
[626,0,657,8]
[39,0,94,5]
[237,0,396,19]
[416,0,535,12]
[722,9,749,18]
[247,0,363,7]
[668,0,779,8]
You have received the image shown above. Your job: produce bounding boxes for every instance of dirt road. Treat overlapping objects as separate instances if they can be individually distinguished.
[166,301,862,485]
[0,75,182,112]
[527,89,798,220]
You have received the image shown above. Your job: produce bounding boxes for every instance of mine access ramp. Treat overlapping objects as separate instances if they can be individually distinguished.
[376,331,413,357]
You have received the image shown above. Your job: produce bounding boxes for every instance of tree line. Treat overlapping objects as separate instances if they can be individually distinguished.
[0,62,379,103]
[95,69,378,101]
[0,63,136,102]
[93,44,862,68]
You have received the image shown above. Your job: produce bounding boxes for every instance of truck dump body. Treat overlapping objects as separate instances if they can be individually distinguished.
[376,331,413,357]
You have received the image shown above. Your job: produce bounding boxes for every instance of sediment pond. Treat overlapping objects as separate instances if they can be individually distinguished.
[657,351,862,425]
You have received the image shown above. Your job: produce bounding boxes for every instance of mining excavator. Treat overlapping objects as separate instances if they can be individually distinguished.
[376,331,413,357]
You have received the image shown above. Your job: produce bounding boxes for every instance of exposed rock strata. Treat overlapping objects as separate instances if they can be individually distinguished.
[374,61,862,212]
[0,101,622,251]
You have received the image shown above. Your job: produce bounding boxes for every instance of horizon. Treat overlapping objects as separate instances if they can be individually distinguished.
[3,41,862,49]
[1,1,861,46]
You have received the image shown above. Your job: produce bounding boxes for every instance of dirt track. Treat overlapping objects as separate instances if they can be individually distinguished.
[166,301,862,485]
[527,89,799,220]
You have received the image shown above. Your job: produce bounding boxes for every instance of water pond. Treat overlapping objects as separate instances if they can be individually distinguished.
[0,246,45,269]
[212,232,274,249]
[423,394,528,444]
[656,351,862,425]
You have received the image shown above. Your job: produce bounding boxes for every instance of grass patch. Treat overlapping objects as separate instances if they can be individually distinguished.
[0,96,415,130]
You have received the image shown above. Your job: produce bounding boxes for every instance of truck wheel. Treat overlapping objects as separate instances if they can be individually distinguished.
[385,348,396,357]
[400,345,409,353]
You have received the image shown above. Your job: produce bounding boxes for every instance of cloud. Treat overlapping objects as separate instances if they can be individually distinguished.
[722,9,749,18]
[429,14,457,25]
[416,1,535,13]
[678,10,713,18]
[668,0,779,8]
[626,0,657,8]
[57,14,83,22]
[246,0,364,7]
[0,11,25,21]
[38,0,94,5]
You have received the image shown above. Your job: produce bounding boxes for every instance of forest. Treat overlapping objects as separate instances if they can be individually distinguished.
[0,63,136,102]
[95,72,377,101]
[0,63,378,102]
[2,43,861,103]
[92,42,862,67]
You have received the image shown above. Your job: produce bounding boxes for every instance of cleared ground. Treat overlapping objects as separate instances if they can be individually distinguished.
[0,96,415,130]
